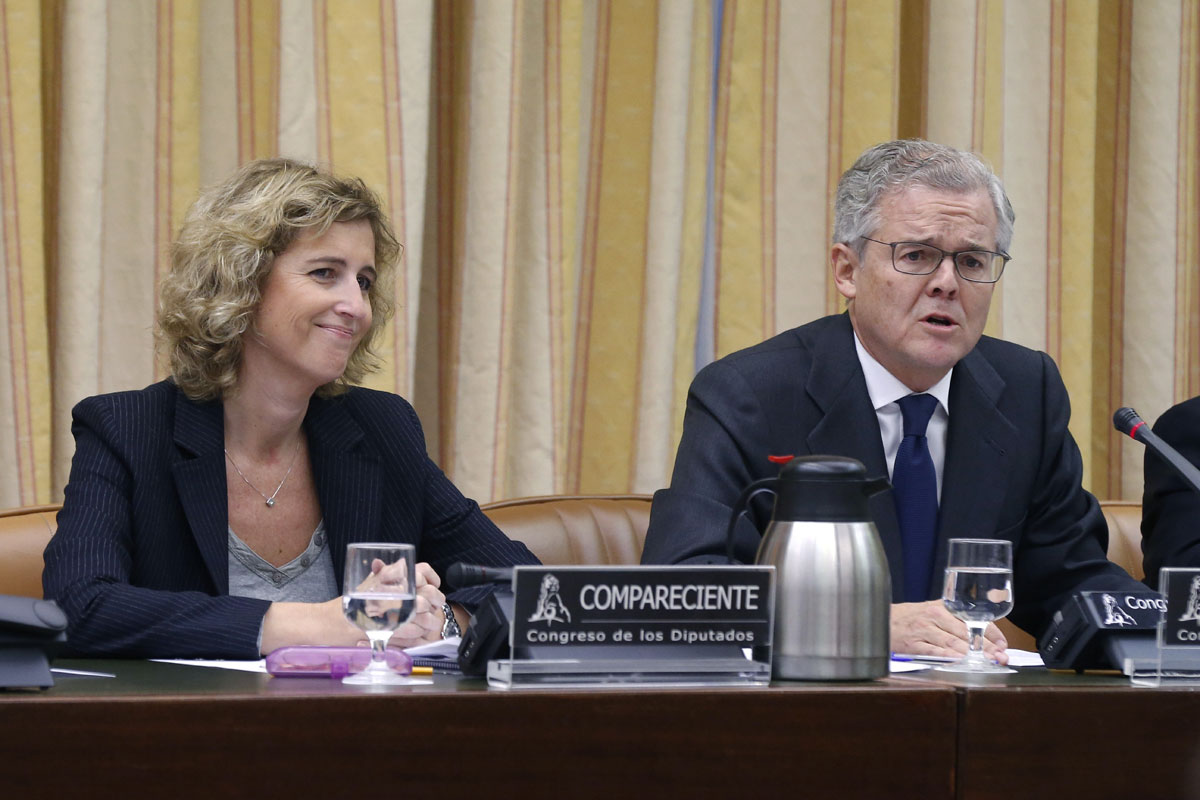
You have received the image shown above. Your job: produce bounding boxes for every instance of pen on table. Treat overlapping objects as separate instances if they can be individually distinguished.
[51,667,117,678]
[891,653,957,663]
[411,657,462,674]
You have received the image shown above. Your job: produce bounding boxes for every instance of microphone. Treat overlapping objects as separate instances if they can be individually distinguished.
[1038,407,1200,672]
[1113,407,1200,495]
[446,563,514,589]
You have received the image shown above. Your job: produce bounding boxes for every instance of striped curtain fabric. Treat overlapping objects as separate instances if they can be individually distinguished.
[0,0,52,506]
[0,0,1196,509]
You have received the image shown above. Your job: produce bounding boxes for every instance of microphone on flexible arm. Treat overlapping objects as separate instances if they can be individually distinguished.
[1113,407,1200,495]
[1037,407,1200,673]
[445,563,514,590]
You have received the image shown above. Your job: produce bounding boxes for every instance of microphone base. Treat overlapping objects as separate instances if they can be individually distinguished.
[1105,635,1200,676]
[1038,590,1163,671]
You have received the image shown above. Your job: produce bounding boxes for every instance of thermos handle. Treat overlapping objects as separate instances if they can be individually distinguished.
[724,477,778,563]
[865,477,891,496]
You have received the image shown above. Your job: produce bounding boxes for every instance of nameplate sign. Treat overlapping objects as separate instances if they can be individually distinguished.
[1076,590,1165,631]
[1160,568,1200,648]
[510,566,774,649]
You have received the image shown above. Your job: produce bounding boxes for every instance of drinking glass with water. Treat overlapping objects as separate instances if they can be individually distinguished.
[936,538,1016,674]
[342,542,431,685]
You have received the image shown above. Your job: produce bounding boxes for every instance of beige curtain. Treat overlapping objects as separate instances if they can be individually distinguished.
[0,0,1196,508]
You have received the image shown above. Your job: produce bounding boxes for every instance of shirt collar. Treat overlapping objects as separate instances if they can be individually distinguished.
[853,332,953,414]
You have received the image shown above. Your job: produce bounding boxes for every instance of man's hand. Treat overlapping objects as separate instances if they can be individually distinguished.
[891,600,1009,664]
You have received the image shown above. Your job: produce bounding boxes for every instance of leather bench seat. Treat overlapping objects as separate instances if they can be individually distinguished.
[0,496,1150,655]
[480,494,651,568]
[0,505,60,599]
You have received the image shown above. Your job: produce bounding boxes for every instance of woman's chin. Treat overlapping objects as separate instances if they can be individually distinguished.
[284,363,350,394]
[312,369,349,389]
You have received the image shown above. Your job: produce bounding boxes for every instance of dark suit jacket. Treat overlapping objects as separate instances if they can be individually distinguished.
[1142,396,1200,585]
[43,380,538,659]
[642,313,1141,637]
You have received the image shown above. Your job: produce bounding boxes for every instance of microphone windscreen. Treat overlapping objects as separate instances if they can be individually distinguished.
[446,562,513,589]
[446,563,474,588]
[1113,405,1200,496]
[1112,407,1144,438]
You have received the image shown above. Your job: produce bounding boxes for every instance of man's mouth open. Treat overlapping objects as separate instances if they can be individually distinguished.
[922,314,957,329]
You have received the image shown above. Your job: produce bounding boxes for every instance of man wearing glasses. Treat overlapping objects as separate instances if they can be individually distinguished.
[642,139,1144,663]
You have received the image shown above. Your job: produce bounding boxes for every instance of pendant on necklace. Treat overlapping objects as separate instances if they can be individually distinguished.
[265,498,275,508]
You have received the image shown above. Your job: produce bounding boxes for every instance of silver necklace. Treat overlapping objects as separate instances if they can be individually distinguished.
[224,438,301,508]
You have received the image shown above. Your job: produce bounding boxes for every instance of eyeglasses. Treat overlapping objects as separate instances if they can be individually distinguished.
[860,237,1010,284]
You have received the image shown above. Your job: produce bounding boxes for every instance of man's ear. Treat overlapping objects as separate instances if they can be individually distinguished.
[831,242,858,300]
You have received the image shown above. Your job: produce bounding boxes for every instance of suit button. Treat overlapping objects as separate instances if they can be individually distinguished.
[272,573,283,585]
[301,556,311,568]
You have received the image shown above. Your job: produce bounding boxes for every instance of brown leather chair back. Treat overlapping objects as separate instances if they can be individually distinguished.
[483,496,1147,573]
[0,504,60,598]
[1100,500,1144,581]
[481,495,652,566]
[0,496,1148,616]
[0,496,652,598]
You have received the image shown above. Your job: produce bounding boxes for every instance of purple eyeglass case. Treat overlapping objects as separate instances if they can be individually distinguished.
[265,646,414,678]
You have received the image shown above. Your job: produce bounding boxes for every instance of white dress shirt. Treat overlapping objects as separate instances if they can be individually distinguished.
[853,333,952,500]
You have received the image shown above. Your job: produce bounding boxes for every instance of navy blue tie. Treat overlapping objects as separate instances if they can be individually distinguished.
[893,393,940,602]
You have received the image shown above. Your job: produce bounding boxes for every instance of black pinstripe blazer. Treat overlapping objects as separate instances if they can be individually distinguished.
[43,380,538,659]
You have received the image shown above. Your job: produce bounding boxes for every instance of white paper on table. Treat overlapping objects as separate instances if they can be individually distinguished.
[151,658,268,673]
[404,636,460,660]
[149,637,464,674]
[889,648,1045,673]
[1004,648,1044,667]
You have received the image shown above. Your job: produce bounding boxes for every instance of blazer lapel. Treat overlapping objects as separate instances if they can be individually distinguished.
[305,394,383,591]
[931,348,1016,597]
[804,316,906,599]
[171,390,231,593]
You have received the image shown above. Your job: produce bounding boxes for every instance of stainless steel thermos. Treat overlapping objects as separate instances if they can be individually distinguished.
[728,455,892,680]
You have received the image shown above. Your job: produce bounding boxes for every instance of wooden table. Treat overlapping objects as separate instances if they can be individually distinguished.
[0,660,956,799]
[902,668,1200,800]
[5,661,1198,799]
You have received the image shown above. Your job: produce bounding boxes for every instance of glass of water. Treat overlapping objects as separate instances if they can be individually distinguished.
[342,543,430,685]
[936,538,1017,674]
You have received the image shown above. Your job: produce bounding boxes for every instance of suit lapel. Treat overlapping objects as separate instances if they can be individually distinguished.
[804,316,906,598]
[305,393,383,591]
[932,348,1016,597]
[171,389,230,593]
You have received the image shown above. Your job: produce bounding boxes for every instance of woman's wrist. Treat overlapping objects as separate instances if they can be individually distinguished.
[260,599,361,655]
[446,603,469,637]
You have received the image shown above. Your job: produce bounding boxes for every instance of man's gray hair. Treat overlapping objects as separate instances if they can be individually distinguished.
[833,139,1015,255]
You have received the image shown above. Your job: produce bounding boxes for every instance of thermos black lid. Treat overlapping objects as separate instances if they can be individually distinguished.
[777,455,867,480]
[772,455,889,522]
